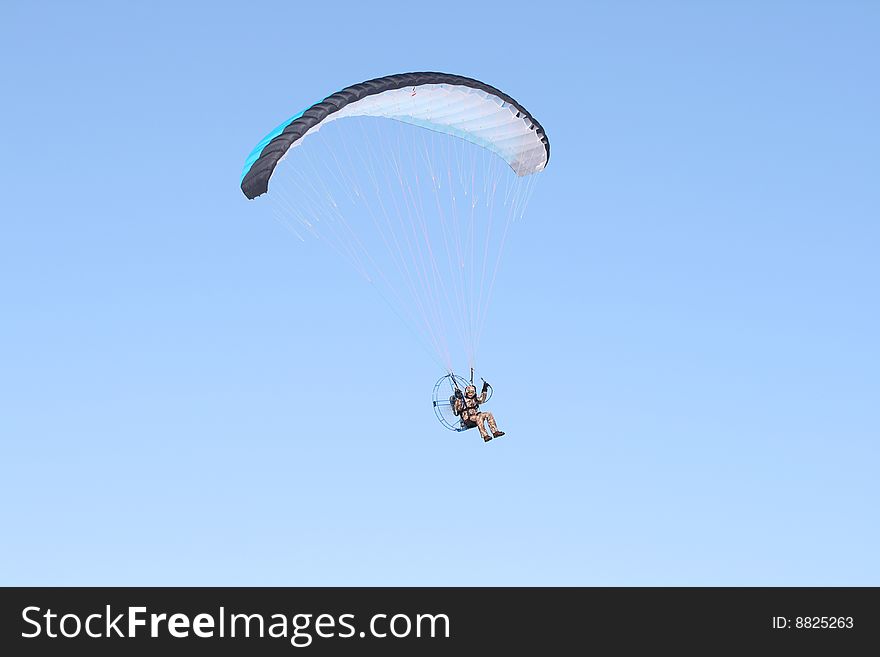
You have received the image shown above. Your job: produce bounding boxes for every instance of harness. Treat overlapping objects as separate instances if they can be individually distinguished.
[456,395,480,420]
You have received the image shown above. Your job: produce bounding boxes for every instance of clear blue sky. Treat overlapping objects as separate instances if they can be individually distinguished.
[1,1,878,585]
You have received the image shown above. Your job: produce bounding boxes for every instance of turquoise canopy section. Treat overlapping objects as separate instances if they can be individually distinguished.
[240,110,305,183]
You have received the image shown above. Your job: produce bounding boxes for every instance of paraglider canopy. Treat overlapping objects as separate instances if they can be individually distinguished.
[241,72,550,200]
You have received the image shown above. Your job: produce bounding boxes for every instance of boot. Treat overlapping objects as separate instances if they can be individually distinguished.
[493,431,505,438]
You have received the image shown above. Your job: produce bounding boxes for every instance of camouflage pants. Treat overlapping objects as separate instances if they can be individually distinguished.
[468,412,498,439]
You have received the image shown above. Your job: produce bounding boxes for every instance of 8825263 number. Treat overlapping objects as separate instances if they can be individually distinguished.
[795,617,853,629]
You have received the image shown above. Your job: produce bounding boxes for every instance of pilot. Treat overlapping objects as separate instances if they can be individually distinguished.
[453,381,505,442]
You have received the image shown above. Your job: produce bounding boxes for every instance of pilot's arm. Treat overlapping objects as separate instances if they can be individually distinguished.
[477,381,490,404]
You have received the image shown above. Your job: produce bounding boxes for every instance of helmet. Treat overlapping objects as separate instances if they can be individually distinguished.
[465,385,476,397]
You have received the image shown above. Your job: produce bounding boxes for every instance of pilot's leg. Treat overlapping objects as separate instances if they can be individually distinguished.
[486,412,504,438]
[475,413,491,441]
[485,412,498,433]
